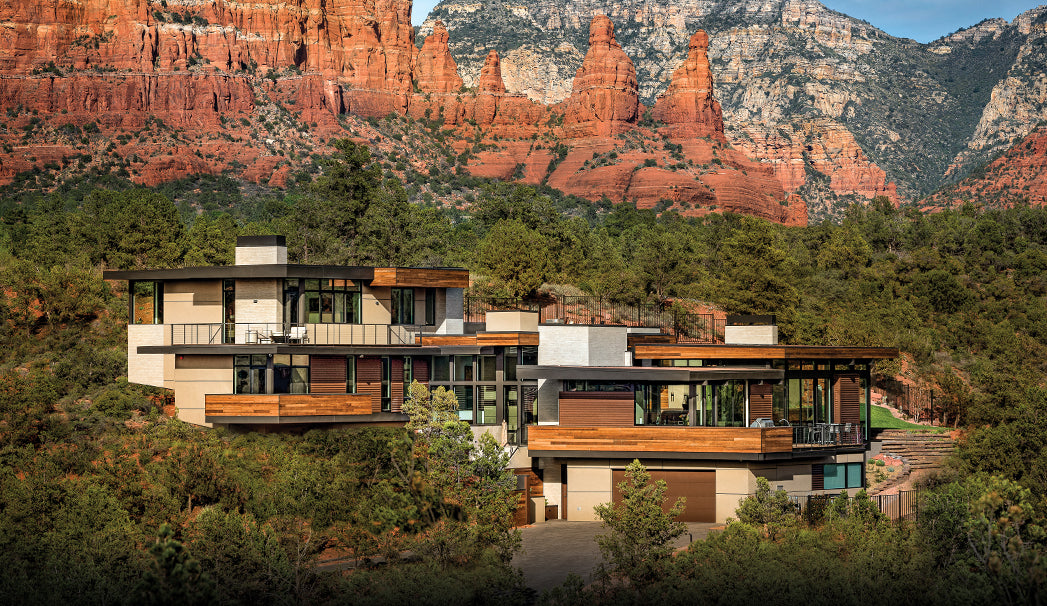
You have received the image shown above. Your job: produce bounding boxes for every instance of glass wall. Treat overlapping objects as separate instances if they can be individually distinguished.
[273,354,309,394]
[131,281,163,324]
[391,287,414,324]
[234,355,267,394]
[717,381,746,427]
[286,279,361,324]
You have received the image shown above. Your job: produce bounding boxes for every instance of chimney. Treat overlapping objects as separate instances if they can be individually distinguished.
[235,235,287,265]
[724,315,778,345]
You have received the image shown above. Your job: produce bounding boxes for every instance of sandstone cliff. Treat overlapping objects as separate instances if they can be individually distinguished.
[426,0,1047,218]
[561,15,639,137]
[652,30,724,141]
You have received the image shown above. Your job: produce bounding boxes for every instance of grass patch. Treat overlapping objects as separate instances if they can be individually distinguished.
[870,405,946,431]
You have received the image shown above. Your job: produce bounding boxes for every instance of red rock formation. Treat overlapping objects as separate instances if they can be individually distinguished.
[472,50,506,125]
[562,15,639,137]
[415,21,463,93]
[652,30,725,141]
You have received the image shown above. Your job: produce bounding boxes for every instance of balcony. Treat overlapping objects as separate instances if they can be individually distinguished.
[527,426,794,456]
[204,393,378,423]
[170,323,429,346]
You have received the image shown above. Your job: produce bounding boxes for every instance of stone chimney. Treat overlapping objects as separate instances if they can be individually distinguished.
[235,235,287,265]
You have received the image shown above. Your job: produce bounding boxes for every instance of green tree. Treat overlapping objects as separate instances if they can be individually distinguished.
[593,459,686,588]
[136,523,216,606]
[734,476,797,538]
[478,219,550,298]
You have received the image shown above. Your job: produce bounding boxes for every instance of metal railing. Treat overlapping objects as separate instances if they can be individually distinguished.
[792,423,866,448]
[464,295,722,343]
[790,488,919,522]
[169,323,430,346]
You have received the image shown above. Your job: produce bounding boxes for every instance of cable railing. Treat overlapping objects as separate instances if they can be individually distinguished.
[169,323,430,346]
[464,295,722,343]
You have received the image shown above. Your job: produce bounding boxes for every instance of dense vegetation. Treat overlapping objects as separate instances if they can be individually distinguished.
[3,139,1047,602]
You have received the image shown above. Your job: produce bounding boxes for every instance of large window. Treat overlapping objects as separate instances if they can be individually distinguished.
[454,386,473,422]
[634,384,691,425]
[477,385,497,424]
[391,288,414,324]
[288,279,360,324]
[822,463,863,490]
[273,354,309,394]
[717,381,746,427]
[131,281,163,324]
[432,356,451,381]
[234,355,267,394]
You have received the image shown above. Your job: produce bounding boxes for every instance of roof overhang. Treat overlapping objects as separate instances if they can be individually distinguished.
[632,344,899,360]
[515,365,784,382]
[104,265,375,281]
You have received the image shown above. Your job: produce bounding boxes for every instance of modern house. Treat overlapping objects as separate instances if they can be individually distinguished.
[105,236,897,523]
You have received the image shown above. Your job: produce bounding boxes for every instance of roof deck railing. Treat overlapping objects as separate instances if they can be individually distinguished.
[169,322,428,346]
[465,295,724,343]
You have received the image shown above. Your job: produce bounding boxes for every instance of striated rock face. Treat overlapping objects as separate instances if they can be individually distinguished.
[561,15,639,137]
[925,125,1047,209]
[415,21,463,94]
[652,30,724,141]
[477,50,508,95]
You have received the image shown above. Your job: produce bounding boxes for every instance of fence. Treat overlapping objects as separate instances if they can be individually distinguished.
[876,377,940,425]
[789,488,919,522]
[464,295,723,343]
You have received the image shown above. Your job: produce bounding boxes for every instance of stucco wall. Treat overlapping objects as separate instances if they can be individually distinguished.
[172,355,233,426]
[128,324,166,388]
[164,280,222,325]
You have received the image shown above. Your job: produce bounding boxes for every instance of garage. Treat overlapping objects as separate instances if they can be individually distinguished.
[612,469,716,522]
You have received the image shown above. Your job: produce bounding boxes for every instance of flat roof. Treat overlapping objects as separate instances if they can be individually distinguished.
[515,365,784,382]
[103,264,469,285]
[632,344,898,360]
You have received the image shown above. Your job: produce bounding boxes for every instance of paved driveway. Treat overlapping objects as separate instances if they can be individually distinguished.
[510,520,718,594]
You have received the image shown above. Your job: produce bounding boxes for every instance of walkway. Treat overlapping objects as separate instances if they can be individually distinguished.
[511,520,718,594]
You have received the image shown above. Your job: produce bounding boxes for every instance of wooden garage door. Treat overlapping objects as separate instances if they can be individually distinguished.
[612,469,715,523]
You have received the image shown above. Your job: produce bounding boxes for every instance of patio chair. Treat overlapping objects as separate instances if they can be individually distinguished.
[289,326,308,344]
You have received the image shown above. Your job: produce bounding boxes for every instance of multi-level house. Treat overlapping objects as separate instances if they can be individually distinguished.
[106,235,896,524]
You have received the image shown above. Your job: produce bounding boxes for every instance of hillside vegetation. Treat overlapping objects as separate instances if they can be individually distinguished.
[2,141,1047,602]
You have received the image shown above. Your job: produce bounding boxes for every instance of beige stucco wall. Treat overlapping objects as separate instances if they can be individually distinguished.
[486,311,540,332]
[164,280,222,324]
[362,285,391,324]
[172,355,233,426]
[724,325,779,345]
[128,324,166,388]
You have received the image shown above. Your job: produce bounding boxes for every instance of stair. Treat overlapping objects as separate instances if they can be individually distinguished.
[875,429,955,470]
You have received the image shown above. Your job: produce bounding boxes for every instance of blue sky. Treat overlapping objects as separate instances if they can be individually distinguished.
[410,0,1043,43]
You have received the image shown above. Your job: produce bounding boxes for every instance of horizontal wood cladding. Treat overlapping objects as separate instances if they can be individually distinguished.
[371,268,469,288]
[528,426,794,454]
[418,332,538,347]
[311,357,347,394]
[476,332,540,347]
[418,335,478,347]
[836,375,861,424]
[559,392,635,427]
[750,383,773,420]
[205,394,372,417]
[356,357,383,413]
[634,345,898,360]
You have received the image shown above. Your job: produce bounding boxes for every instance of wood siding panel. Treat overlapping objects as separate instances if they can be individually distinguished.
[476,332,540,346]
[371,268,469,288]
[613,469,715,522]
[310,357,346,394]
[391,358,404,413]
[414,358,430,385]
[528,426,794,454]
[418,335,478,347]
[836,375,861,424]
[205,394,372,417]
[559,392,635,427]
[750,383,773,420]
[357,357,383,414]
[812,464,824,491]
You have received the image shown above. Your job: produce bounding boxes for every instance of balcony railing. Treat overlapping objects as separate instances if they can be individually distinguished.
[464,295,723,343]
[791,423,866,448]
[170,323,430,346]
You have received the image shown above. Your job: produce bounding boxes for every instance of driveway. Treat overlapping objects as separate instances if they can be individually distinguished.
[511,520,718,594]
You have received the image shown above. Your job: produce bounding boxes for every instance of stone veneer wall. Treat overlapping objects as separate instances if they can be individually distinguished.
[128,324,166,388]
[235,244,287,265]
[234,279,280,342]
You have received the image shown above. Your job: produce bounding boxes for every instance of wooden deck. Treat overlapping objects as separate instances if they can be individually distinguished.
[527,426,793,455]
[205,393,373,418]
